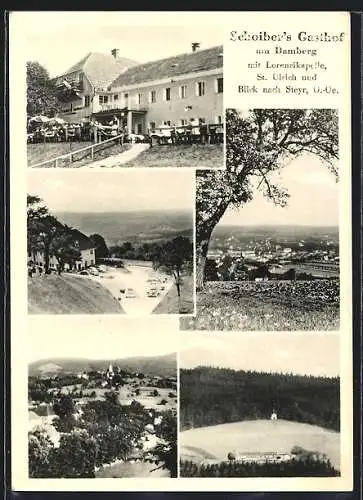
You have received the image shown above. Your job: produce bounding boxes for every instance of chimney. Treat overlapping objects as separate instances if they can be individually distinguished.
[191,42,200,53]
[111,48,120,59]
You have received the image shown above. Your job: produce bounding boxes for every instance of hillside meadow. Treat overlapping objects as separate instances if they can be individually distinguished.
[180,280,340,331]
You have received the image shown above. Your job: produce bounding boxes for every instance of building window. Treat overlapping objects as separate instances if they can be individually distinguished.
[196,81,205,96]
[166,120,171,126]
[216,77,223,93]
[180,119,187,126]
[114,94,119,100]
[164,87,171,101]
[150,90,156,103]
[179,85,187,99]
[216,115,223,124]
[149,122,156,131]
[138,93,142,105]
[84,95,90,107]
[99,95,109,104]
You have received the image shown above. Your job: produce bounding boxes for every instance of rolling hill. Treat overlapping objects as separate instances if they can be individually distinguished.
[28,275,124,314]
[180,419,340,469]
[29,352,177,378]
[55,210,193,246]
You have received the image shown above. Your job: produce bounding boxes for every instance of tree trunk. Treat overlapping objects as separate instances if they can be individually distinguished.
[176,277,181,313]
[44,243,50,273]
[196,199,231,291]
[196,233,211,291]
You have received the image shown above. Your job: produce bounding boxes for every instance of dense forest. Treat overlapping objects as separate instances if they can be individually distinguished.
[180,367,340,432]
[180,458,339,477]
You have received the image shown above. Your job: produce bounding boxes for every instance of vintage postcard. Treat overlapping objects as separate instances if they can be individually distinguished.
[9,10,353,493]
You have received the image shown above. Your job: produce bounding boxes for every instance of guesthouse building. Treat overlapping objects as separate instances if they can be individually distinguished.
[53,44,224,133]
[53,50,138,123]
[28,229,96,271]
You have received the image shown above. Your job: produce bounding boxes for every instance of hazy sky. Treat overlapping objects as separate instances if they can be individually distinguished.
[28,170,194,213]
[221,154,339,227]
[181,332,339,377]
[28,317,178,363]
[12,12,223,77]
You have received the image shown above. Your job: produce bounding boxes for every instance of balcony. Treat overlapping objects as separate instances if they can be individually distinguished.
[98,99,148,113]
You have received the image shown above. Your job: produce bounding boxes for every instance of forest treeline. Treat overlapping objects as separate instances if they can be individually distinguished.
[180,458,339,477]
[180,367,340,432]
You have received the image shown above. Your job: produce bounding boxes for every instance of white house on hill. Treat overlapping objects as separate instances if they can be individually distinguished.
[28,229,95,271]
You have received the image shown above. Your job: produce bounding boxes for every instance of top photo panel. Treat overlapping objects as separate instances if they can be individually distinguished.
[26,22,224,170]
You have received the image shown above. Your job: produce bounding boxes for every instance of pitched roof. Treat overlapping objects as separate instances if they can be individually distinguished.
[109,45,223,89]
[57,53,139,91]
[71,229,95,251]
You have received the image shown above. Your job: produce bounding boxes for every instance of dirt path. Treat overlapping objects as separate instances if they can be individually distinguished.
[79,143,150,168]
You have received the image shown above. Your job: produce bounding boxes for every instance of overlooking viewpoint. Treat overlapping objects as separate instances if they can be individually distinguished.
[181,108,340,331]
[27,170,195,315]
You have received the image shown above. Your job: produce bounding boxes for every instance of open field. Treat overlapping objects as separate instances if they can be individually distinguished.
[27,142,131,168]
[180,419,340,469]
[117,383,177,411]
[96,460,169,478]
[180,280,339,331]
[153,274,194,315]
[122,143,223,168]
[28,274,123,314]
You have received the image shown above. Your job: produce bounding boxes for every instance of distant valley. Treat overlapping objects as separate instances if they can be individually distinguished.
[55,210,193,246]
[29,352,177,378]
[213,225,339,244]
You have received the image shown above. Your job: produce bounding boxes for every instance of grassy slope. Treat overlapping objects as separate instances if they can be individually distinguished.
[96,460,169,478]
[153,275,194,315]
[27,142,131,168]
[28,275,124,314]
[180,280,339,331]
[123,143,223,168]
[179,420,340,469]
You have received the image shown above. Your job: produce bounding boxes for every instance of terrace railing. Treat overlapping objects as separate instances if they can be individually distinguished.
[149,122,224,135]
[29,133,125,168]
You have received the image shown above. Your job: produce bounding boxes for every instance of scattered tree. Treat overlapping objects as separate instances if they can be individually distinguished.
[55,429,98,478]
[28,429,55,478]
[51,226,81,271]
[89,233,109,261]
[151,235,193,312]
[27,61,60,117]
[53,394,76,433]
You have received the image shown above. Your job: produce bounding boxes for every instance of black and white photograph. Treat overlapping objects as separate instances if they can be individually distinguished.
[25,14,224,169]
[28,322,178,478]
[9,10,354,494]
[181,108,340,331]
[27,169,195,315]
[179,331,340,478]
